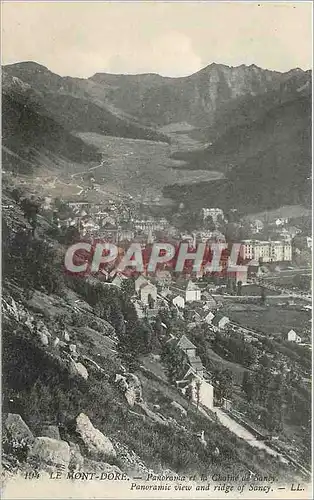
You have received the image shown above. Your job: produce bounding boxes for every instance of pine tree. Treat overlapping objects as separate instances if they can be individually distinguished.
[242,371,255,402]
[161,343,185,384]
[148,294,155,309]
[108,303,125,336]
[185,384,193,404]
[265,375,284,433]
[195,379,201,410]
[260,286,266,305]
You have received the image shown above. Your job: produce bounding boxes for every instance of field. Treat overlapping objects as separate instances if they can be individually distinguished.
[201,347,247,385]
[75,132,223,203]
[240,284,274,296]
[2,152,93,199]
[262,272,311,289]
[4,129,223,205]
[222,303,310,337]
[159,122,205,151]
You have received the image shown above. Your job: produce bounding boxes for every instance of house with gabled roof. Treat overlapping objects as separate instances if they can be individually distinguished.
[173,295,185,309]
[134,276,158,306]
[212,313,230,330]
[186,356,204,377]
[174,335,214,409]
[177,335,204,377]
[135,275,149,292]
[286,329,302,343]
[112,273,128,288]
[204,311,215,324]
[177,335,197,358]
[202,293,217,310]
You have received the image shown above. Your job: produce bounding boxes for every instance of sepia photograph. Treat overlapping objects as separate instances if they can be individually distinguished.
[1,1,312,498]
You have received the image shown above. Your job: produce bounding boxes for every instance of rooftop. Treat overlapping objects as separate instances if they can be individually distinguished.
[177,334,196,351]
[212,313,229,326]
[186,280,200,291]
[187,355,203,369]
[139,282,156,290]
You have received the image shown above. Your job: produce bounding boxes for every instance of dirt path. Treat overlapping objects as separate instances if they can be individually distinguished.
[213,408,288,461]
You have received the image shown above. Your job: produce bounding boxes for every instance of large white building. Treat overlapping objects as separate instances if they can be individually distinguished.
[240,240,292,263]
[176,335,214,410]
[201,208,225,224]
[133,218,168,232]
[185,281,201,302]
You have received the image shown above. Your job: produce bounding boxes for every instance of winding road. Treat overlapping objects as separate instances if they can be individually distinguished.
[213,408,286,458]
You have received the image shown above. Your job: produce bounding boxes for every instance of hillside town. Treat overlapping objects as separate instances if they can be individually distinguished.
[45,196,312,446]
[3,164,312,489]
[3,171,312,490]
[52,197,311,252]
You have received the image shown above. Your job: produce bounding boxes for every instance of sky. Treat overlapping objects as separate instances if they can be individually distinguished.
[1,1,313,77]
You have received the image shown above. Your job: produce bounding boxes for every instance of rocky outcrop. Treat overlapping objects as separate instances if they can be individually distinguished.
[115,372,142,408]
[115,374,128,392]
[125,374,142,407]
[53,337,60,348]
[2,296,29,323]
[70,361,89,380]
[38,331,49,346]
[113,440,154,477]
[136,403,169,426]
[26,290,73,320]
[69,442,84,472]
[82,356,107,376]
[74,413,116,462]
[170,401,187,417]
[28,437,70,470]
[127,373,142,393]
[82,459,122,475]
[69,344,78,359]
[63,331,70,342]
[5,413,34,447]
[2,296,53,348]
[125,388,137,407]
[36,321,51,339]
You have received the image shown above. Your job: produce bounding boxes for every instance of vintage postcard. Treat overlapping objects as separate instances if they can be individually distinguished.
[1,1,312,498]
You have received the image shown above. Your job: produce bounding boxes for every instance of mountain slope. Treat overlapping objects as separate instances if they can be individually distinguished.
[188,68,312,142]
[3,191,297,482]
[164,86,311,213]
[3,62,169,143]
[90,63,290,128]
[3,61,312,213]
[89,63,312,214]
[2,72,101,174]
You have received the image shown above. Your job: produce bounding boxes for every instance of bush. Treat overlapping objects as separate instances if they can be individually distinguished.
[3,229,65,295]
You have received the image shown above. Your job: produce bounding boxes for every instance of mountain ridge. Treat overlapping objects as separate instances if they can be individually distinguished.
[5,60,311,130]
[2,60,312,213]
[3,63,170,143]
[6,59,298,78]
